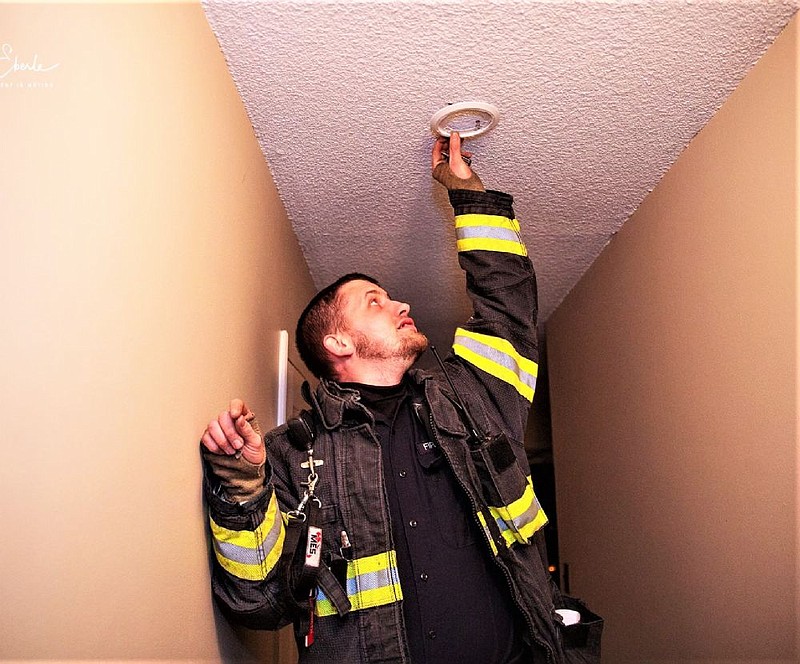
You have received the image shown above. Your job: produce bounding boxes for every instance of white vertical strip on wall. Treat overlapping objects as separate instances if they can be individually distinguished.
[276,329,289,426]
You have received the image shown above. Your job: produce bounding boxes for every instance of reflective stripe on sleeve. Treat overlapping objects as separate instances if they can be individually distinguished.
[453,327,538,401]
[315,550,403,617]
[455,213,527,256]
[209,491,285,581]
[477,510,499,556]
[490,476,548,547]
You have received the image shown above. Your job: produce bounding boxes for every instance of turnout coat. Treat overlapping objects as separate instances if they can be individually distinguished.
[204,189,574,663]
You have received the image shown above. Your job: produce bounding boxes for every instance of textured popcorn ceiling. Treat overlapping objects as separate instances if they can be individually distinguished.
[202,0,797,350]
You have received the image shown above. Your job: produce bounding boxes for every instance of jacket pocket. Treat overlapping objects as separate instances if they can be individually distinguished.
[554,595,604,664]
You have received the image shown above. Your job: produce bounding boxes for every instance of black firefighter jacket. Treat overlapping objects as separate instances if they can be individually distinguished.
[203,189,571,663]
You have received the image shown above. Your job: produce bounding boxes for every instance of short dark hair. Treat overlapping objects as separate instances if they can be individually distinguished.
[296,273,381,379]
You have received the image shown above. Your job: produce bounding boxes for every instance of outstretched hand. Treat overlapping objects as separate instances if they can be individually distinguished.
[432,132,485,192]
[201,398,265,465]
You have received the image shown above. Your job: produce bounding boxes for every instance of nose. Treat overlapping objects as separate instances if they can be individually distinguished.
[397,300,410,317]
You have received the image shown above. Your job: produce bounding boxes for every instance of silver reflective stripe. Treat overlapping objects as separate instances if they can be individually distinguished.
[511,493,543,531]
[454,334,537,392]
[493,495,542,532]
[346,566,401,595]
[214,539,263,566]
[456,225,521,243]
[213,511,283,566]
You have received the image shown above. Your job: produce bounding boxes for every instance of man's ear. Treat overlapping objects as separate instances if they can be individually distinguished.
[323,332,354,360]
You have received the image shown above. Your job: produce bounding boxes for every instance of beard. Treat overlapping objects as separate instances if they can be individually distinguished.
[351,329,429,364]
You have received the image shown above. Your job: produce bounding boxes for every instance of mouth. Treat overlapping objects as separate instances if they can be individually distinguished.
[398,317,417,332]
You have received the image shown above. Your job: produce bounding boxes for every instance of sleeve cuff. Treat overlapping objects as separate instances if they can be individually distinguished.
[202,447,268,504]
[448,189,515,218]
[204,475,273,517]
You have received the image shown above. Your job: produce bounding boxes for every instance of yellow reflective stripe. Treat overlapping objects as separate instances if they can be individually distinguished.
[477,510,499,556]
[504,476,538,520]
[456,328,538,375]
[351,585,403,611]
[316,597,337,617]
[518,506,549,540]
[210,491,282,549]
[457,237,527,256]
[503,528,516,547]
[209,492,286,582]
[455,214,527,256]
[315,550,403,617]
[455,213,521,232]
[352,550,397,576]
[489,476,548,546]
[495,507,549,547]
[316,589,404,616]
[453,327,538,402]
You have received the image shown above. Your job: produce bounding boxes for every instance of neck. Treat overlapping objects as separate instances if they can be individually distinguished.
[334,357,411,386]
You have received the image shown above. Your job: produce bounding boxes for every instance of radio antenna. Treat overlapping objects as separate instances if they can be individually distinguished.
[429,345,483,441]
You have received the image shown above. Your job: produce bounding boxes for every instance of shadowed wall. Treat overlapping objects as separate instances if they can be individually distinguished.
[547,16,797,664]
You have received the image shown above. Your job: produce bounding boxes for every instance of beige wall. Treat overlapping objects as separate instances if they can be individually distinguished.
[0,2,313,661]
[796,14,800,660]
[547,17,797,664]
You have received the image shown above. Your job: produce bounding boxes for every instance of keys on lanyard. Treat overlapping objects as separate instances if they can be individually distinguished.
[305,522,323,648]
[287,447,322,521]
[288,446,324,648]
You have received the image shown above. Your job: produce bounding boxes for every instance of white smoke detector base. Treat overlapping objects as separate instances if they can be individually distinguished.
[430,101,500,139]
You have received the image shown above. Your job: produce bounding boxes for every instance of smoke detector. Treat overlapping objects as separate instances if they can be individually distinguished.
[430,101,500,139]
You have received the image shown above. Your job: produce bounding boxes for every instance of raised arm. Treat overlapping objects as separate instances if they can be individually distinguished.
[432,133,539,442]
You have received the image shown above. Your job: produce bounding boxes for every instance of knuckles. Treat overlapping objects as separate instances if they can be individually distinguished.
[203,403,253,453]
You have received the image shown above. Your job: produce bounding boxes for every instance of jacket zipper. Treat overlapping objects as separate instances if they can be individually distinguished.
[426,408,554,664]
[354,394,411,664]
